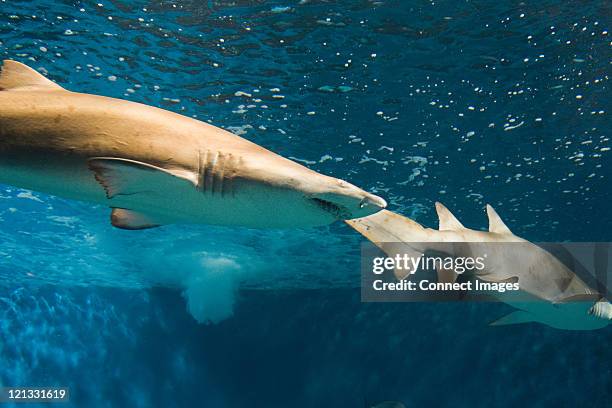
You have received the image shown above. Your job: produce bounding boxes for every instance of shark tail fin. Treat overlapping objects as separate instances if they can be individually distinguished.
[0,59,65,91]
[435,202,465,231]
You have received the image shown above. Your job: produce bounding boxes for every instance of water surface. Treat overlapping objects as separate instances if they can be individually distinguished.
[0,1,610,406]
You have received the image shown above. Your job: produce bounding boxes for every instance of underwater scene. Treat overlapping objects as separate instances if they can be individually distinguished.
[0,0,610,407]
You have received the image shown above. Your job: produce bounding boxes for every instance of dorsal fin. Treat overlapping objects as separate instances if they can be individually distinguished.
[0,59,64,91]
[435,202,464,231]
[486,204,512,235]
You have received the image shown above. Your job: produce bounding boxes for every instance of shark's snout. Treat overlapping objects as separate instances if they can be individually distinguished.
[589,300,612,320]
[359,194,388,211]
[310,178,387,220]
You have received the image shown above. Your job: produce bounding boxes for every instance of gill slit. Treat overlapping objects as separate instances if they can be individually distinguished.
[199,149,238,197]
[205,151,217,195]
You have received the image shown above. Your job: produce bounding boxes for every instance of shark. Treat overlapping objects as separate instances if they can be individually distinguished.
[0,60,386,229]
[346,203,612,330]
[369,402,406,408]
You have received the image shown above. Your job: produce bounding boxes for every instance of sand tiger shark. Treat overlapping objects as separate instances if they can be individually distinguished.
[0,60,386,229]
[369,402,405,408]
[346,203,612,330]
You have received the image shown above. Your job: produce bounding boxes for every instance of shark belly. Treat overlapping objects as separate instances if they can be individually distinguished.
[0,155,334,228]
[0,155,106,204]
[0,96,336,228]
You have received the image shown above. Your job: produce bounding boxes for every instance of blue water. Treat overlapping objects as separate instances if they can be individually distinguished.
[0,1,610,407]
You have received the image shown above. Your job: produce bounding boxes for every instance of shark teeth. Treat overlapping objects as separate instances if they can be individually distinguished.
[310,197,351,219]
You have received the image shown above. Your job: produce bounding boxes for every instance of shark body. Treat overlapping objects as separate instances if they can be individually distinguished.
[0,60,386,229]
[346,203,612,330]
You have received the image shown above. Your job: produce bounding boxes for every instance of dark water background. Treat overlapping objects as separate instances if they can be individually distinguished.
[0,0,610,406]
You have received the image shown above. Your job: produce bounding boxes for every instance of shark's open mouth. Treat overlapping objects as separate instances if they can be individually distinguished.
[310,197,352,219]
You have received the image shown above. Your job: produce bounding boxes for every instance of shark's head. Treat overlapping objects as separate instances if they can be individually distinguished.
[550,298,612,330]
[293,172,387,226]
[589,300,612,321]
[232,155,387,227]
[307,176,387,221]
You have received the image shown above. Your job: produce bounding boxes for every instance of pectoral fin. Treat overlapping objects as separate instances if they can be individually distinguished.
[88,157,198,199]
[111,208,161,230]
[490,310,534,326]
